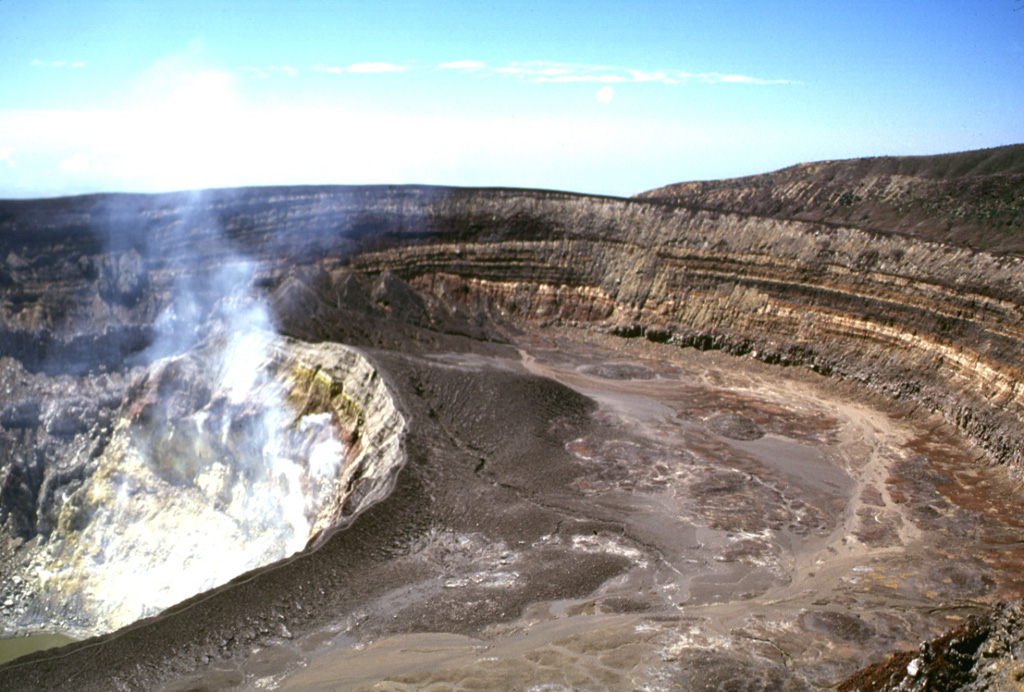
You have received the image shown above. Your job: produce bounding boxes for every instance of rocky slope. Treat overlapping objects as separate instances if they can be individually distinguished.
[0,147,1022,689]
[636,143,1024,253]
[839,601,1024,692]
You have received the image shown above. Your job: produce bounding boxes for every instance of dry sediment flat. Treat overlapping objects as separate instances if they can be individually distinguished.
[199,326,1024,692]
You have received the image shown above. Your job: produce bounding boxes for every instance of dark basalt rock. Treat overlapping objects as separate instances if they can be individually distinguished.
[839,601,1024,692]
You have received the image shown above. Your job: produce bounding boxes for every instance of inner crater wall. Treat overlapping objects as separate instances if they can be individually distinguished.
[0,336,405,639]
[341,189,1024,471]
[281,338,407,540]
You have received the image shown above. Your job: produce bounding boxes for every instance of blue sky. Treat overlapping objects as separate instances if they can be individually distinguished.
[1,0,1022,198]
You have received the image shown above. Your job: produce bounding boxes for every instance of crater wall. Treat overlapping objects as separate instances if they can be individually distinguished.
[343,188,1024,473]
[3,185,1022,473]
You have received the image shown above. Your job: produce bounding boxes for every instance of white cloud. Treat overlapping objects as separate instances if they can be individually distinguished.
[314,62,408,75]
[498,61,607,83]
[30,59,86,68]
[439,60,485,71]
[539,74,626,84]
[629,70,677,84]
[58,152,90,172]
[0,97,833,199]
[0,101,667,195]
[447,60,791,87]
[696,72,793,85]
[345,62,407,73]
[0,48,797,197]
[716,74,757,84]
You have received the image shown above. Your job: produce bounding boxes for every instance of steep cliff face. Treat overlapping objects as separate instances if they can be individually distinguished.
[338,188,1024,477]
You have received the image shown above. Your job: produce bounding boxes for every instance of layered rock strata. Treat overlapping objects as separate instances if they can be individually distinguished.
[344,188,1024,476]
[4,181,1024,520]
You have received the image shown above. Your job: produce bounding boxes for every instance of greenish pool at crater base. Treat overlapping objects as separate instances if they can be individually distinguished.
[0,633,77,666]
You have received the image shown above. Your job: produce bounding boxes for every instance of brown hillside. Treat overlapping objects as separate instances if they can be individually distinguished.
[636,144,1024,254]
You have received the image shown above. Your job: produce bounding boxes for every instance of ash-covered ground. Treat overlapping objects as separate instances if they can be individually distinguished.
[203,326,1024,692]
[7,306,1024,691]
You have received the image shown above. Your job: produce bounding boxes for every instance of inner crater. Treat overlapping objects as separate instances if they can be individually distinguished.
[3,323,405,639]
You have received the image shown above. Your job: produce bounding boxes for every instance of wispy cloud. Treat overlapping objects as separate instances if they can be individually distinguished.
[700,73,792,85]
[628,70,678,84]
[31,59,87,68]
[243,65,299,79]
[485,61,625,83]
[431,60,794,86]
[4,48,800,197]
[314,62,408,75]
[537,73,627,84]
[313,64,344,75]
[438,60,486,71]
[347,62,408,73]
[306,58,792,86]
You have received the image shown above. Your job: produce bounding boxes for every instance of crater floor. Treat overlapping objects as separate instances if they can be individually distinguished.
[162,326,1024,692]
